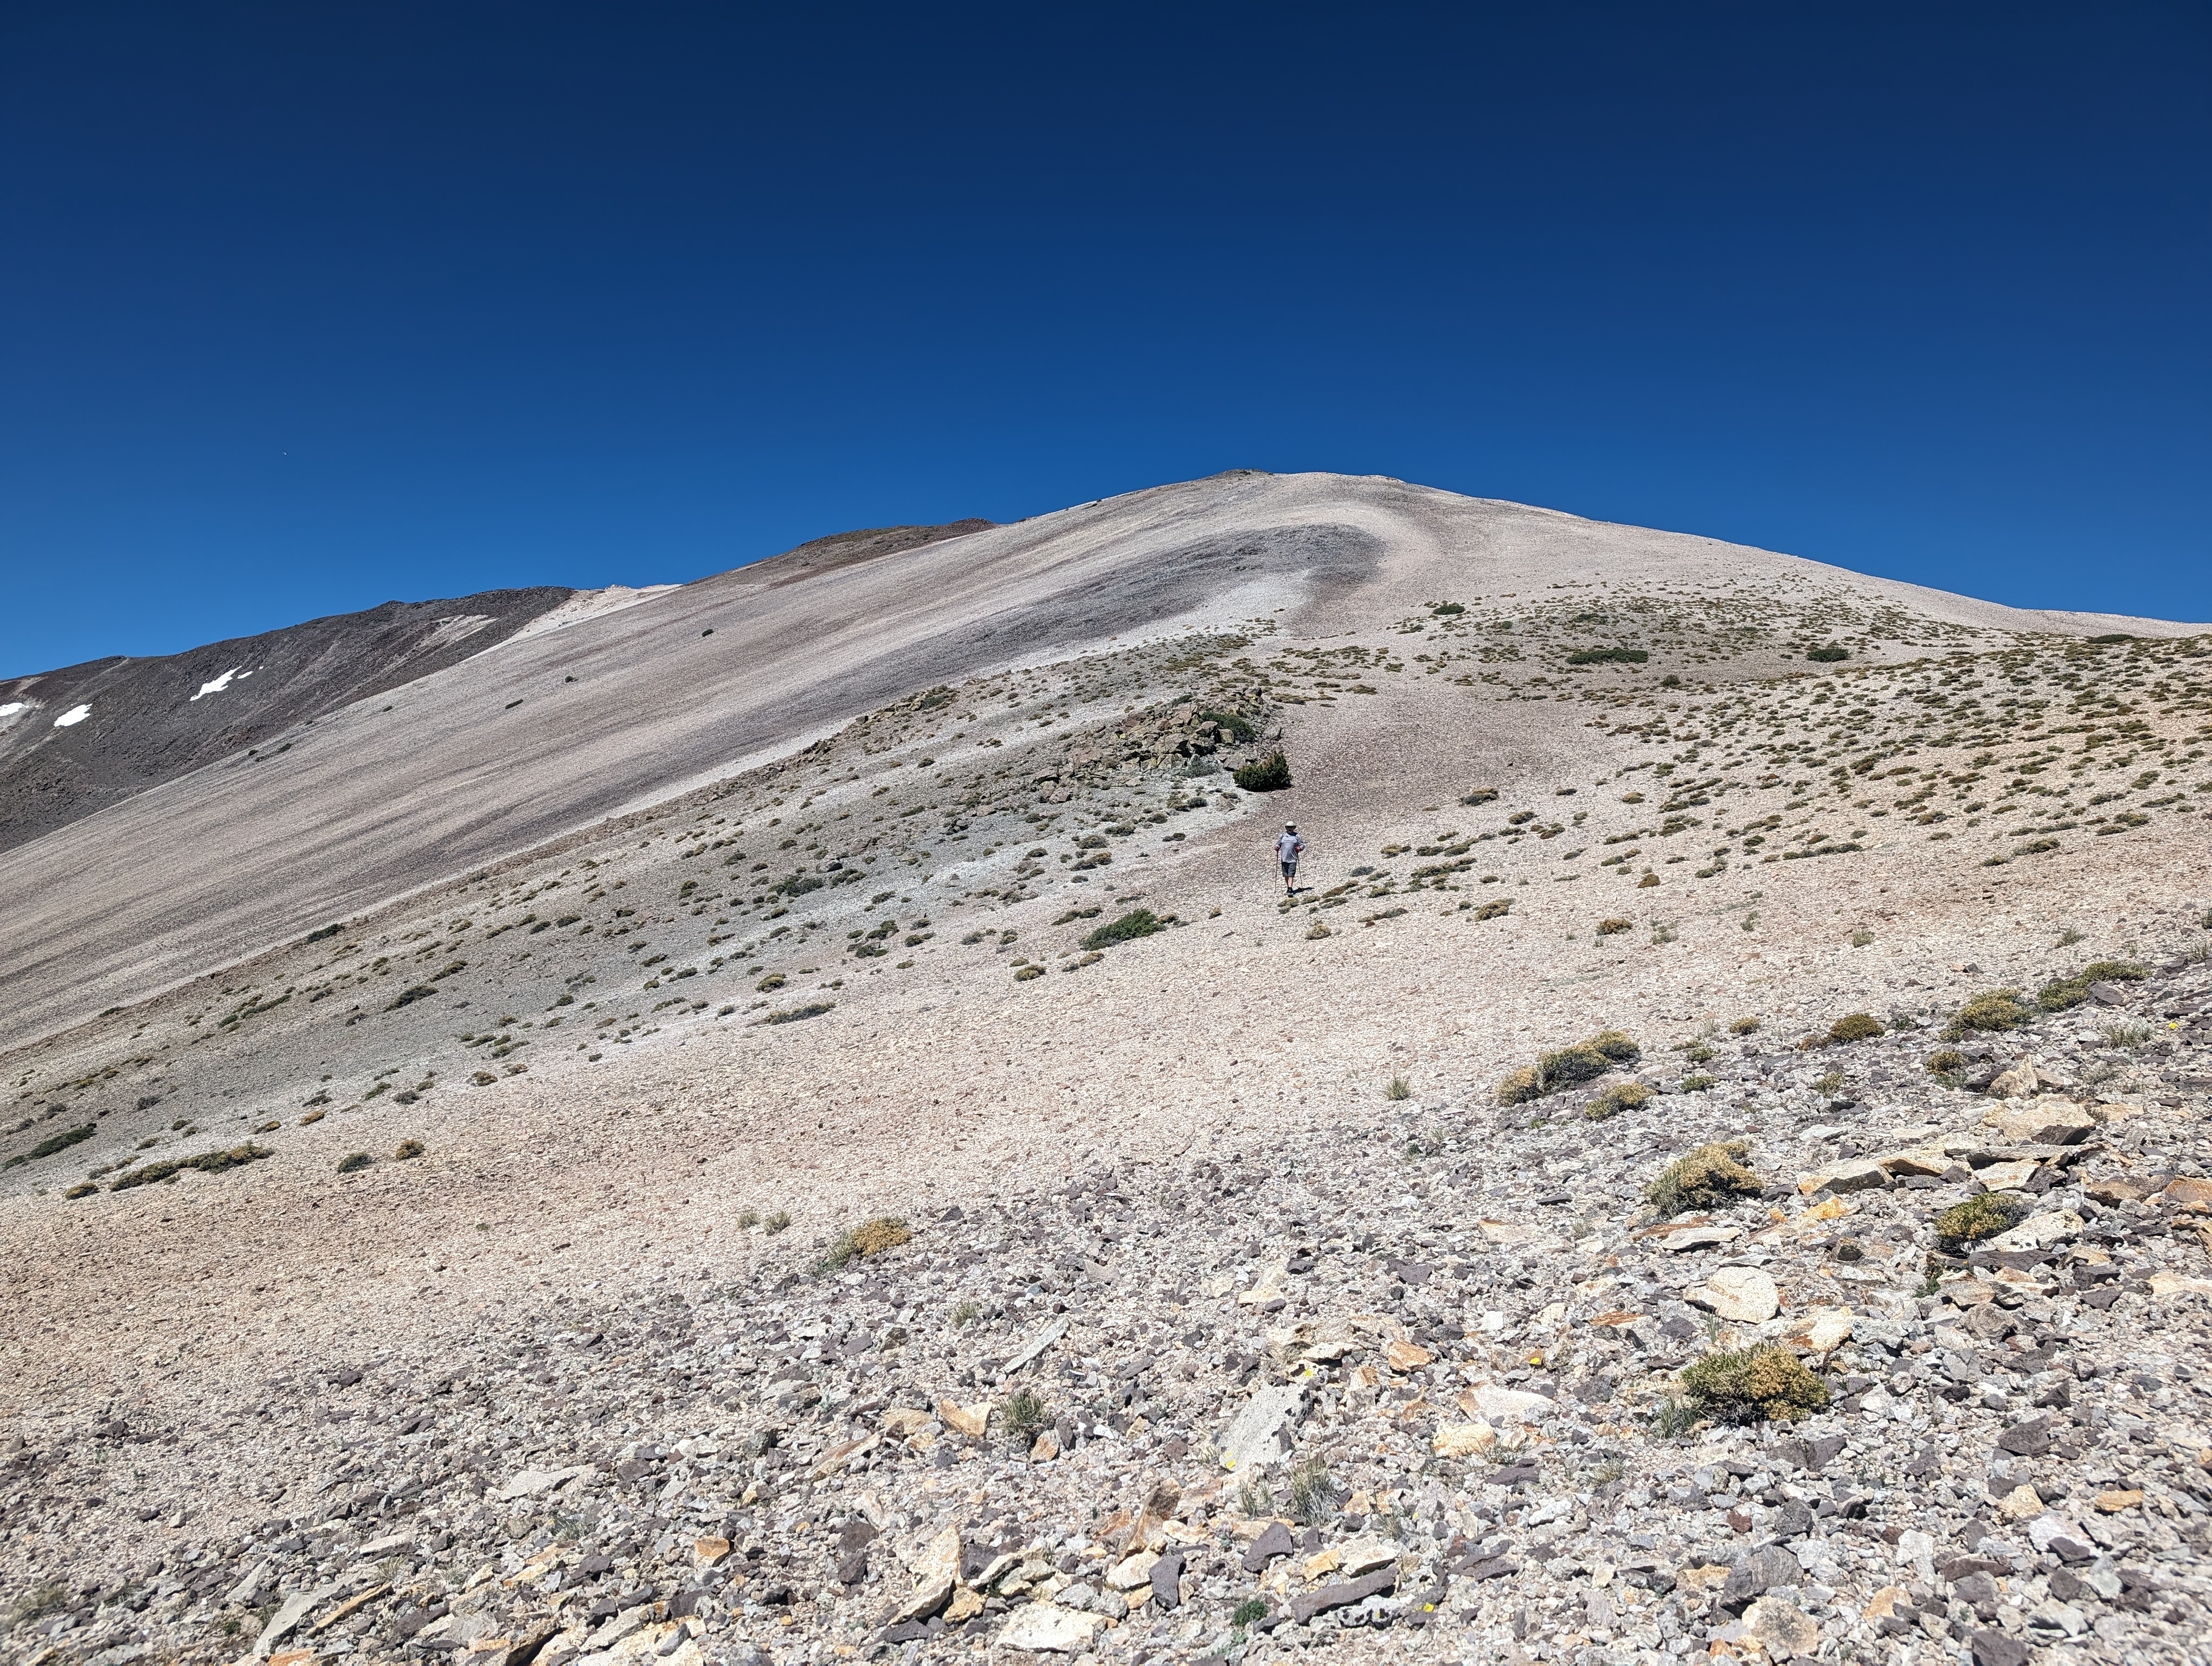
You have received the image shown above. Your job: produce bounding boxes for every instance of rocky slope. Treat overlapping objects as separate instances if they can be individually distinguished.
[3,472,2211,1666]
[0,587,576,855]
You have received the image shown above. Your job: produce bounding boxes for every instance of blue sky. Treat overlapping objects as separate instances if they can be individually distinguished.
[3,3,2207,672]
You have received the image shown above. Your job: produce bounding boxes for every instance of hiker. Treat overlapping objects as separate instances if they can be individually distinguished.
[1275,822,1305,894]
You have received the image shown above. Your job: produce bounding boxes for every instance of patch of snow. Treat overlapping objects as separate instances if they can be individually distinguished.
[190,668,241,701]
[53,704,91,728]
[0,701,24,717]
[422,614,497,650]
[504,584,681,645]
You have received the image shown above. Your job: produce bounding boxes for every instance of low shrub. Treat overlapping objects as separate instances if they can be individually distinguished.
[3,1123,94,1169]
[1000,1387,1050,1447]
[821,1215,911,1271]
[1945,990,2033,1040]
[1385,1075,1412,1101]
[1499,1029,1640,1104]
[1680,1345,1829,1424]
[2037,959,2148,1011]
[1935,1192,2028,1250]
[336,1151,373,1174]
[1729,1017,1760,1035]
[1647,1140,1759,1217]
[1201,710,1256,744]
[1805,645,1850,663]
[396,1139,425,1160]
[1471,897,1512,920]
[1924,1047,1966,1074]
[1233,752,1293,792]
[112,1143,272,1191]
[1565,647,1649,665]
[1585,1080,1651,1120]
[1829,1013,1885,1044]
[763,1001,835,1023]
[1596,917,1632,937]
[1084,909,1167,950]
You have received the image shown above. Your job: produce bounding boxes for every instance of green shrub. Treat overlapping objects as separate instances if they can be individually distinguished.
[1232,1598,1270,1630]
[763,1001,835,1023]
[1083,909,1167,950]
[1924,1047,1966,1074]
[1829,1013,1885,1043]
[3,1123,94,1169]
[112,1143,273,1191]
[1805,645,1850,663]
[1565,647,1649,665]
[1498,1029,1638,1105]
[764,1209,792,1233]
[1471,897,1511,920]
[395,1139,425,1160]
[2037,959,2148,1011]
[1001,1388,1050,1447]
[64,1182,99,1199]
[1945,990,2033,1040]
[1680,1346,1829,1424]
[1201,710,1256,744]
[1384,1075,1412,1101]
[1647,1140,1759,1217]
[1586,1080,1651,1120]
[1935,1192,2027,1250]
[1287,1455,1339,1524]
[1729,1017,1760,1035]
[336,1151,373,1175]
[1234,752,1293,792]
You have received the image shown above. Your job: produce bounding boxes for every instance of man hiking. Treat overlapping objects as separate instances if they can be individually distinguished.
[1274,822,1306,895]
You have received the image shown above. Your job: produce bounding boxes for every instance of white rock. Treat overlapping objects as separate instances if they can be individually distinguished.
[1463,1385,1554,1426]
[498,1464,589,1500]
[1219,1383,1304,1470]
[997,1604,1103,1652]
[1986,1210,2082,1253]
[1687,1266,1780,1323]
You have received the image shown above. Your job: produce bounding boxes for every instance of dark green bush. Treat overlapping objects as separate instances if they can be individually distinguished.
[1681,1346,1829,1424]
[1647,1140,1759,1216]
[1945,990,2033,1040]
[113,1143,273,1190]
[1829,1013,1885,1043]
[3,1123,94,1169]
[1083,908,1168,950]
[1566,647,1649,665]
[2038,959,2147,1010]
[1234,752,1293,792]
[1805,645,1850,663]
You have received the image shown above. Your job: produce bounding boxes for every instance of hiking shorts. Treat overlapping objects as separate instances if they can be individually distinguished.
[1280,860,1298,879]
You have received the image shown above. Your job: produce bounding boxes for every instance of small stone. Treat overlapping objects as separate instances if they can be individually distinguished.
[2148,1271,2212,1300]
[1687,1266,1780,1323]
[1028,1429,1060,1463]
[1967,1627,2031,1666]
[944,1587,983,1623]
[1982,1098,2097,1146]
[1986,1063,2040,1099]
[1797,1159,1889,1196]
[496,1465,588,1501]
[1219,1383,1304,1470]
[1148,1548,1185,1610]
[1461,1383,1555,1425]
[1384,1338,1435,1373]
[1996,1484,2043,1522]
[1996,1416,2054,1456]
[2093,1488,2143,1513]
[692,1536,731,1567]
[1861,1585,1908,1620]
[1778,1309,1854,1359]
[1432,1420,1497,1457]
[2166,1176,2212,1208]
[1105,1551,1158,1591]
[995,1605,1102,1653]
[1237,1262,1289,1307]
[1336,1536,1394,1578]
[1986,1209,2081,1252]
[1649,1223,1745,1250]
[1240,1522,1294,1572]
[936,1398,991,1439]
[2025,1513,2095,1562]
[1741,1595,1822,1660]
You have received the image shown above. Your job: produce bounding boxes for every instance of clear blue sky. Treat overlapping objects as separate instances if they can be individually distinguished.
[4,3,2207,674]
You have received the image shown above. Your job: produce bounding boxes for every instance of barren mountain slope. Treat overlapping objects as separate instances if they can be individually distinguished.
[0,586,583,855]
[4,471,2212,1666]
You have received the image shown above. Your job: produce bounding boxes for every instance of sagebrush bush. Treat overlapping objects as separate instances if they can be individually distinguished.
[1945,990,2033,1041]
[821,1215,910,1270]
[1233,752,1293,792]
[2037,960,2147,1011]
[1936,1193,2027,1250]
[1647,1140,1759,1217]
[1681,1346,1829,1423]
[1585,1080,1651,1120]
[1829,1013,1885,1043]
[1084,909,1167,950]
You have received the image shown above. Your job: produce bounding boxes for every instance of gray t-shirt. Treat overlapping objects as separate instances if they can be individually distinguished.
[1276,832,1304,863]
